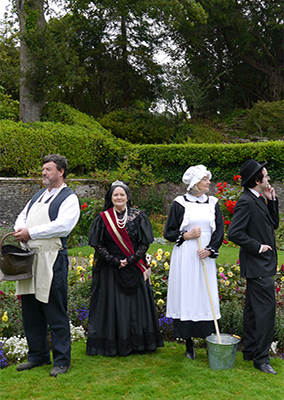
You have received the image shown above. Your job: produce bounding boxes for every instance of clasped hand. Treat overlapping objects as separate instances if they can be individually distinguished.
[119,258,128,269]
[183,226,201,240]
[13,228,31,243]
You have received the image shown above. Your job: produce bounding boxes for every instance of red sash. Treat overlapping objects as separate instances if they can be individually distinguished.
[101,207,149,274]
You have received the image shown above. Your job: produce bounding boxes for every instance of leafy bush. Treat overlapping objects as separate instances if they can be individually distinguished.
[0,118,126,176]
[215,176,243,242]
[1,102,284,184]
[245,100,284,138]
[132,186,166,216]
[41,102,76,125]
[0,290,24,339]
[149,248,171,316]
[219,299,244,337]
[0,87,19,121]
[68,198,104,247]
[275,216,284,251]
[67,254,93,332]
[128,141,284,183]
[97,108,192,144]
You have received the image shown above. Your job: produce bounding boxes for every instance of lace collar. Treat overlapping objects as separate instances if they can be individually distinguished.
[184,193,208,203]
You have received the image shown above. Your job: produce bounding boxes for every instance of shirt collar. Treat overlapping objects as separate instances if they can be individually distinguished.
[248,187,260,198]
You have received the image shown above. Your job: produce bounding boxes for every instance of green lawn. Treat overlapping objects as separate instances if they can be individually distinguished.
[0,341,283,400]
[68,243,284,265]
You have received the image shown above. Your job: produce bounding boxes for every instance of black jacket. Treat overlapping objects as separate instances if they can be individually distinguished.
[228,189,279,278]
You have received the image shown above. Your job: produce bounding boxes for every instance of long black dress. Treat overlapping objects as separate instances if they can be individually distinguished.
[87,207,164,356]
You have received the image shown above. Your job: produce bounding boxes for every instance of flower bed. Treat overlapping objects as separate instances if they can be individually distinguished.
[1,248,283,367]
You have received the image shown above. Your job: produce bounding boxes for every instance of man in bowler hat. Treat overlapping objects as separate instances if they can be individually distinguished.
[228,159,279,374]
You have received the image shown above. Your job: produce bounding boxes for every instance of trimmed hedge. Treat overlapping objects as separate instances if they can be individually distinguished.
[127,141,284,183]
[0,110,129,176]
[0,103,283,183]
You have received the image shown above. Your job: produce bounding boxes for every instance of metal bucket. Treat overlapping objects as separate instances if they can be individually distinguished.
[206,333,240,370]
[0,232,35,281]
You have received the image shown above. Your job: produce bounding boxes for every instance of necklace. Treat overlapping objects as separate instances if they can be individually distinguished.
[114,208,128,229]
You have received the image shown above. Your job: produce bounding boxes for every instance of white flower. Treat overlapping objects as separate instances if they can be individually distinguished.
[69,323,86,343]
[270,341,278,355]
[2,336,29,362]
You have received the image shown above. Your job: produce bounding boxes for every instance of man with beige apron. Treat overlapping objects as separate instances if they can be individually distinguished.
[13,154,80,377]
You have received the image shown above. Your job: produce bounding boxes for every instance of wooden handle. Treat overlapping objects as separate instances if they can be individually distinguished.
[197,237,221,344]
[0,232,16,254]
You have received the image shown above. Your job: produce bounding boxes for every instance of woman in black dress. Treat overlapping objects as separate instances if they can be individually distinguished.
[87,180,164,356]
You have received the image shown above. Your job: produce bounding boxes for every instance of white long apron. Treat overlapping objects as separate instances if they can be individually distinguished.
[166,199,220,321]
[16,187,64,303]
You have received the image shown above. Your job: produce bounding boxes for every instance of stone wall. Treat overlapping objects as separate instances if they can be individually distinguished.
[0,178,283,229]
[0,178,105,229]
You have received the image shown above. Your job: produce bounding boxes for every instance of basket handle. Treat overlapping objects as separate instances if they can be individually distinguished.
[0,232,16,254]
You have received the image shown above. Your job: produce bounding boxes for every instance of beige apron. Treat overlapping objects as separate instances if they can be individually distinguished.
[16,186,64,303]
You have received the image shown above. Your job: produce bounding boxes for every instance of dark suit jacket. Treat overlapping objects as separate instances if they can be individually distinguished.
[228,189,279,279]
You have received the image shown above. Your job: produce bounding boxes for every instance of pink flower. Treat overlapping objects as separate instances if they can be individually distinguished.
[220,272,227,280]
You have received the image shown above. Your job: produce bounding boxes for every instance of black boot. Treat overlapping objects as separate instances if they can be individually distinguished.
[186,338,196,360]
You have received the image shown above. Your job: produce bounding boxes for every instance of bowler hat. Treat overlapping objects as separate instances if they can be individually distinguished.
[240,159,267,187]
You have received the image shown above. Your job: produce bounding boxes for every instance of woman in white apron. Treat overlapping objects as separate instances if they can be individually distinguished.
[164,165,224,359]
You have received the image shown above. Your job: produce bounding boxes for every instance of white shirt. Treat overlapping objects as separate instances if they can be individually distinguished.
[14,184,80,240]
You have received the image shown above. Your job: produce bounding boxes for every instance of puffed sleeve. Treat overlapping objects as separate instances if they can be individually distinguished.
[205,202,224,258]
[164,201,185,242]
[137,211,154,245]
[88,214,105,247]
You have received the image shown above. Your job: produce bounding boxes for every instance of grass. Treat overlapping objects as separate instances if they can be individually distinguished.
[0,341,283,400]
[68,243,284,265]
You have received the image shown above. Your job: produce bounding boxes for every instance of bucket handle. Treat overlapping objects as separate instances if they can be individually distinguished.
[0,232,16,254]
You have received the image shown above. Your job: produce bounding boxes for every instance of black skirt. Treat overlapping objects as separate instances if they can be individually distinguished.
[173,319,216,339]
[86,264,164,356]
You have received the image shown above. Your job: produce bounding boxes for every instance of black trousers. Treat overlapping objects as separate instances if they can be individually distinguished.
[243,276,275,365]
[21,253,71,367]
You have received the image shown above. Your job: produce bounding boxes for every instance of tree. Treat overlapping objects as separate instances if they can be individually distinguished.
[171,0,283,112]
[0,20,20,100]
[59,0,207,114]
[17,0,46,122]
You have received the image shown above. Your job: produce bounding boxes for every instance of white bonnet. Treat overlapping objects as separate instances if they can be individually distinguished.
[182,165,212,190]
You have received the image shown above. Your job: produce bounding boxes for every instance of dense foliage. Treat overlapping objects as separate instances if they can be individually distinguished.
[97,108,192,144]
[0,102,283,182]
[1,0,282,121]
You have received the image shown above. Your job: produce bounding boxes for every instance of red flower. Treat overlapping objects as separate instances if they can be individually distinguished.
[225,200,237,214]
[276,287,281,293]
[223,182,227,187]
[0,291,4,295]
[217,183,222,187]
[81,202,87,211]
[224,220,231,226]
[234,175,241,181]
[223,239,228,244]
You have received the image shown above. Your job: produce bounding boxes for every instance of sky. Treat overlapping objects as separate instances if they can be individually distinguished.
[0,0,10,19]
